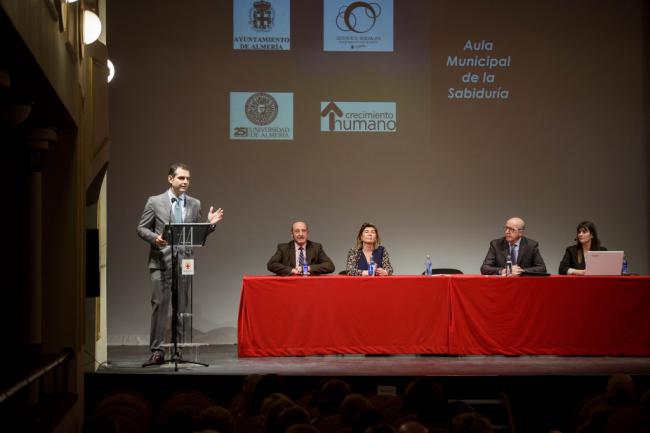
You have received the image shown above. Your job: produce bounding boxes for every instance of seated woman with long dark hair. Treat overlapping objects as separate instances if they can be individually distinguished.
[345,223,393,276]
[559,221,607,275]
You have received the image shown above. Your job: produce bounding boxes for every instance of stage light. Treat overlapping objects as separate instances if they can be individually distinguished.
[83,9,102,44]
[107,59,115,83]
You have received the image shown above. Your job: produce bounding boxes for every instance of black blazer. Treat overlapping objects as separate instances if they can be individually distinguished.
[267,240,335,276]
[558,245,608,275]
[480,237,547,275]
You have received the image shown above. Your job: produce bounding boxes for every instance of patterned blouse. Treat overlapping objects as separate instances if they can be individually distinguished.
[345,245,394,276]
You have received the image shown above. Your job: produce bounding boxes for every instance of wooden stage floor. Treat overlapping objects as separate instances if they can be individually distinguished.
[97,345,650,376]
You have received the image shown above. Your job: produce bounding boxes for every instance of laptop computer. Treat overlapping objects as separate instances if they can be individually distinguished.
[585,251,624,275]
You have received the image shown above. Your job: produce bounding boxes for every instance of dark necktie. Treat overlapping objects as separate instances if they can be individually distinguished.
[298,247,305,267]
[173,198,182,223]
[510,245,517,264]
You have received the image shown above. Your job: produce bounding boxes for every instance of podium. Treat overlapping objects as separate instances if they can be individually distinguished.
[145,223,212,370]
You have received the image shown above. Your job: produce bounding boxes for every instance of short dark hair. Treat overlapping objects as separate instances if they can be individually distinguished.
[168,163,190,177]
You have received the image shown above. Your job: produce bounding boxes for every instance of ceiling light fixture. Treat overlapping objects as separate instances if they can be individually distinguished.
[107,59,115,83]
[83,9,102,44]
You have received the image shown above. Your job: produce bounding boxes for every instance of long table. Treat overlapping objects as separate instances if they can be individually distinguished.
[237,275,650,357]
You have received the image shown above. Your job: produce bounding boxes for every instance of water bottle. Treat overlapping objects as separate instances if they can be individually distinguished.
[425,255,433,276]
[368,258,376,276]
[505,255,513,277]
[621,256,628,275]
[302,262,309,276]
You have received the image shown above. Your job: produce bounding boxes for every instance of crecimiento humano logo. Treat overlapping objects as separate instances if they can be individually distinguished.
[320,101,397,132]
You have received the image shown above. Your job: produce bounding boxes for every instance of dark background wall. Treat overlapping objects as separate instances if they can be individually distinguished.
[107,0,648,344]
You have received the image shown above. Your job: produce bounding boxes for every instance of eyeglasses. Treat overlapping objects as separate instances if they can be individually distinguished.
[504,226,523,232]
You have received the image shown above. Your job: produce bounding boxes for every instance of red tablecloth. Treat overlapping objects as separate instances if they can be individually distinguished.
[238,275,450,356]
[237,275,650,357]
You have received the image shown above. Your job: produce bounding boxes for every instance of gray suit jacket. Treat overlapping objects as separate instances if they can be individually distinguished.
[137,191,213,270]
[480,236,547,275]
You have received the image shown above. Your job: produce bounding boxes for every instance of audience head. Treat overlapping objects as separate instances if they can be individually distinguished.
[366,423,397,433]
[262,393,293,418]
[504,217,526,244]
[606,373,635,404]
[196,405,235,433]
[286,423,321,433]
[252,374,288,413]
[263,397,295,433]
[355,223,381,250]
[574,221,601,250]
[317,378,352,414]
[243,374,263,405]
[291,221,309,247]
[275,405,310,433]
[351,408,385,433]
[397,420,429,433]
[451,412,493,433]
[340,393,374,426]
[447,401,476,422]
[402,378,447,423]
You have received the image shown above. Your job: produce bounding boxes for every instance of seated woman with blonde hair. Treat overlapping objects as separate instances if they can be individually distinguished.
[345,223,393,276]
[559,220,607,275]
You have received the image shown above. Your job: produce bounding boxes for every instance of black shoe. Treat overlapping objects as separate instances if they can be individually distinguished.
[172,351,183,361]
[143,351,165,366]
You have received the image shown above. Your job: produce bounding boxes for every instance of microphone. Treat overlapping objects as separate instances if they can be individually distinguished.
[505,253,513,277]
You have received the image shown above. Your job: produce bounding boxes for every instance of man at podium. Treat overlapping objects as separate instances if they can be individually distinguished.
[137,163,224,365]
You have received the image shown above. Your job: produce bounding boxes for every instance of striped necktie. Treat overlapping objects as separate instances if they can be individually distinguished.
[298,247,305,267]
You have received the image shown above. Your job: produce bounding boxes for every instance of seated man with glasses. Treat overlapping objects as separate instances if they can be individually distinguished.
[480,217,547,275]
[267,221,335,276]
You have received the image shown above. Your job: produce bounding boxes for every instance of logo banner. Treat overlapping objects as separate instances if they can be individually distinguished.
[231,92,294,140]
[234,0,291,50]
[323,0,394,52]
[320,101,397,132]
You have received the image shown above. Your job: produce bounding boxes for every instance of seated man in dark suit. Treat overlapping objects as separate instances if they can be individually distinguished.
[267,221,335,276]
[480,216,547,276]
